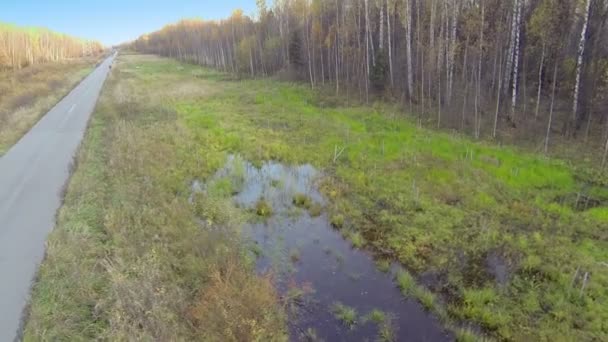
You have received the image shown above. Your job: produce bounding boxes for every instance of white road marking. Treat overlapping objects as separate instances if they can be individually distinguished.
[59,103,77,128]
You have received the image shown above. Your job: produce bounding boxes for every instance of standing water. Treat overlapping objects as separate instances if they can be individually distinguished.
[202,155,452,341]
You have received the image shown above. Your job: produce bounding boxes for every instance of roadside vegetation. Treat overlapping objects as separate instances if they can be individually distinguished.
[23,54,286,341]
[0,58,99,154]
[26,54,607,340]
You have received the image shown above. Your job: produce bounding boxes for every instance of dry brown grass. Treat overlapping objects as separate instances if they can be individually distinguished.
[0,57,100,154]
[189,262,286,342]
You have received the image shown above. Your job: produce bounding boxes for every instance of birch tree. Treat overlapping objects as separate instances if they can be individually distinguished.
[130,0,608,152]
[0,23,102,69]
[571,0,592,136]
[510,0,523,121]
[387,0,394,86]
[401,0,414,98]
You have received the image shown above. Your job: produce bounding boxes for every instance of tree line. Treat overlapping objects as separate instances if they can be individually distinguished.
[133,0,608,161]
[0,22,103,70]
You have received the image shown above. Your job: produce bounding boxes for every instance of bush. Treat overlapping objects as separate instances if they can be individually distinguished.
[330,214,345,228]
[255,198,273,217]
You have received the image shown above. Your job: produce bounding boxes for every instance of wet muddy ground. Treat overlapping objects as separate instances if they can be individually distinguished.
[200,155,452,341]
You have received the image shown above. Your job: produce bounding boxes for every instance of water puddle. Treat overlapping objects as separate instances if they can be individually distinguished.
[199,155,452,341]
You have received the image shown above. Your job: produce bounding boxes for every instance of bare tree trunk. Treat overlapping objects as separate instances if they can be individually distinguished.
[510,0,522,121]
[416,0,421,91]
[336,0,340,95]
[249,47,255,77]
[436,1,445,96]
[462,34,469,84]
[404,0,414,98]
[379,0,384,51]
[429,0,435,54]
[476,0,485,138]
[321,47,326,85]
[504,0,518,94]
[461,69,469,130]
[522,52,528,115]
[311,30,316,84]
[545,63,559,154]
[443,1,449,100]
[428,69,432,113]
[387,0,394,87]
[305,13,314,89]
[365,0,370,102]
[571,0,592,136]
[584,103,593,142]
[602,135,608,169]
[421,47,425,118]
[438,71,442,128]
[367,0,376,68]
[447,0,458,104]
[535,42,546,119]
[490,47,498,91]
[493,53,504,138]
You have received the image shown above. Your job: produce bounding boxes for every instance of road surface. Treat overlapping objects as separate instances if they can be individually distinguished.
[0,53,115,341]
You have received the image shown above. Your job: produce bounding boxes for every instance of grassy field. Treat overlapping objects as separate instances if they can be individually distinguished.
[25,54,607,341]
[0,58,99,155]
[23,54,286,341]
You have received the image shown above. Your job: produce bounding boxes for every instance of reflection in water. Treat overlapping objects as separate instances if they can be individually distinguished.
[202,155,452,341]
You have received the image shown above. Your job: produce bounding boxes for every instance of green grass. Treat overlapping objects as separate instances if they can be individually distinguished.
[378,320,396,342]
[293,193,313,208]
[363,309,387,324]
[167,57,606,340]
[255,198,273,217]
[349,231,366,248]
[375,259,391,273]
[455,327,481,342]
[293,193,323,216]
[396,270,416,295]
[363,309,396,342]
[309,202,323,217]
[330,214,345,228]
[27,54,608,341]
[332,302,358,329]
[414,287,437,311]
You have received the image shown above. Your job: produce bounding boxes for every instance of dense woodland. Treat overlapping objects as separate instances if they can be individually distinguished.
[134,0,608,163]
[0,23,103,70]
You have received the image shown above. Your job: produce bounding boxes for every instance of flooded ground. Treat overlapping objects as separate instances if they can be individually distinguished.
[200,155,452,341]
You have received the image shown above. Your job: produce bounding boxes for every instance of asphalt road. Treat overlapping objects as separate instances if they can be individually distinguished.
[0,53,115,342]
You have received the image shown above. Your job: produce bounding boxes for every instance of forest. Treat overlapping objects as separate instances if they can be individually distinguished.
[0,22,103,70]
[133,0,608,164]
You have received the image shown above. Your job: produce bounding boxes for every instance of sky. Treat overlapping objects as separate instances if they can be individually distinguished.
[0,0,258,46]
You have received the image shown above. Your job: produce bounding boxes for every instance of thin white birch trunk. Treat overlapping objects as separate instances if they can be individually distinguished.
[403,0,413,98]
[572,0,592,134]
[510,0,522,120]
[387,0,394,87]
[545,63,559,154]
[504,0,518,93]
[535,43,546,119]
